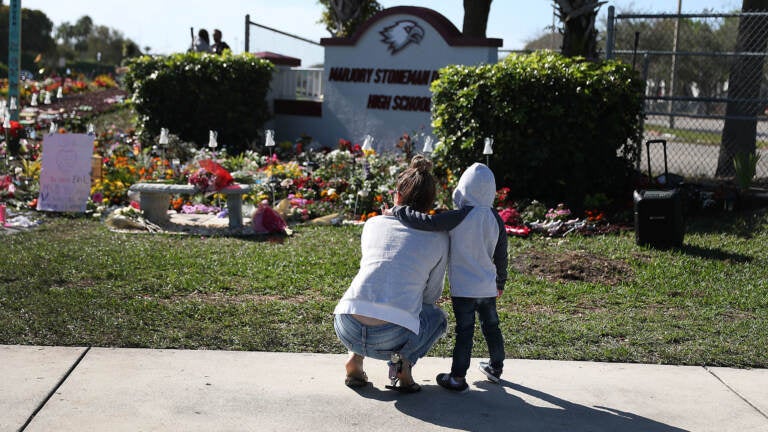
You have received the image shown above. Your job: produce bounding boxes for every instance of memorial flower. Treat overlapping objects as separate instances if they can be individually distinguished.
[546,203,572,222]
[0,175,15,201]
[396,132,413,159]
[187,159,233,193]
[498,207,521,226]
[1,120,26,156]
[181,203,222,214]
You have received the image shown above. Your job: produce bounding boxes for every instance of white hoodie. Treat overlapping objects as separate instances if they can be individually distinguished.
[449,163,504,297]
[334,216,449,334]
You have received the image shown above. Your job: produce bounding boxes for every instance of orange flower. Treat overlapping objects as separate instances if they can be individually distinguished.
[171,197,184,211]
[585,210,604,222]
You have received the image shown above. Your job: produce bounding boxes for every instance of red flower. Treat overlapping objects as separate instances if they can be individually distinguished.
[0,175,12,190]
[198,159,233,190]
[0,120,25,139]
[498,207,521,226]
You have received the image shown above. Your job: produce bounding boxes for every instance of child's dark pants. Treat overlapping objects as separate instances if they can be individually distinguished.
[450,296,505,378]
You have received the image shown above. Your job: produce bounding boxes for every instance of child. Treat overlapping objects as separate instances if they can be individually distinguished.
[391,162,508,392]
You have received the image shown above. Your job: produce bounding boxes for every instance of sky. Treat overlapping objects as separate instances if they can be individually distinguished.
[19,0,743,67]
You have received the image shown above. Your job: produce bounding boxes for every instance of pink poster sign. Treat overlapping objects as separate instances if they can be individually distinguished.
[37,134,95,212]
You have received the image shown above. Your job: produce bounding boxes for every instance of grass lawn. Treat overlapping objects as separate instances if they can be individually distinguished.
[1,209,767,368]
[646,124,768,149]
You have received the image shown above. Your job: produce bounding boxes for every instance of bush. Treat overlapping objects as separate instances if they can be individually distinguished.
[431,51,644,210]
[124,52,274,155]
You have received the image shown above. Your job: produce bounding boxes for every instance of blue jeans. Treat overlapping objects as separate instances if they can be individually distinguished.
[334,303,447,365]
[450,296,505,378]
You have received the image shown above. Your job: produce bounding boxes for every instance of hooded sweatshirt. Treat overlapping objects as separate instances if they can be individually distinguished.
[392,163,508,297]
[334,216,449,334]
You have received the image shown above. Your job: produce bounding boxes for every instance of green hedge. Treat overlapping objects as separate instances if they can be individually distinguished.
[124,52,274,155]
[431,51,644,209]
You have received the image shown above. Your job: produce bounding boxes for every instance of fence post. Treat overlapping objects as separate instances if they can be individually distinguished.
[668,1,682,129]
[245,14,251,53]
[639,53,651,171]
[606,6,615,60]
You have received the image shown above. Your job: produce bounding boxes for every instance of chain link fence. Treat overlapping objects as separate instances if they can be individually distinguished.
[606,8,768,184]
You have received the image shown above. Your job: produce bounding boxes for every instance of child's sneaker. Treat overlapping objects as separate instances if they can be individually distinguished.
[478,361,502,383]
[436,373,469,393]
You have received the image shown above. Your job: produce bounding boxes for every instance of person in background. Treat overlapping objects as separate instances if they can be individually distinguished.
[333,156,448,393]
[212,29,231,54]
[193,29,211,53]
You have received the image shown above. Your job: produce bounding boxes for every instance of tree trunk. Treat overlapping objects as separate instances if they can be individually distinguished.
[554,0,604,60]
[327,0,365,36]
[716,0,768,177]
[462,0,492,38]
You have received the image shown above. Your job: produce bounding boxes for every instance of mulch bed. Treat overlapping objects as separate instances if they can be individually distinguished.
[512,249,633,286]
[45,88,128,115]
[21,88,128,128]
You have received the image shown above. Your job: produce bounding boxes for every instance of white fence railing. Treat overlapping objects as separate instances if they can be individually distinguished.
[271,67,324,100]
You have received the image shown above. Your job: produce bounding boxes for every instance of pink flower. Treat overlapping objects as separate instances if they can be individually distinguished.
[498,207,521,225]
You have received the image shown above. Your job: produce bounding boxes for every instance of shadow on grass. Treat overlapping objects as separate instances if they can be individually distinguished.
[685,208,767,239]
[678,244,753,263]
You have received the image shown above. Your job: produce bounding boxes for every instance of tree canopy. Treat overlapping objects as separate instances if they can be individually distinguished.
[317,0,382,37]
[1,6,142,77]
[0,4,56,72]
[54,15,142,65]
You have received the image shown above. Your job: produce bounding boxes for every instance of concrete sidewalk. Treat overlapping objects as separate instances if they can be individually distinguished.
[2,345,767,432]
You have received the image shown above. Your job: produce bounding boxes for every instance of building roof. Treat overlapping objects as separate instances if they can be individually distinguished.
[252,51,302,67]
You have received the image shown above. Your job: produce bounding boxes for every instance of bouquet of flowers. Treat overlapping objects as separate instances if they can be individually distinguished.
[1,120,27,156]
[188,159,233,193]
[252,199,290,234]
[498,206,530,237]
[545,203,572,222]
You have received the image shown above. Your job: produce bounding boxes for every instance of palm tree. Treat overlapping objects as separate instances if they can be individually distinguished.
[716,0,768,177]
[553,0,606,60]
[462,0,493,38]
[318,0,381,37]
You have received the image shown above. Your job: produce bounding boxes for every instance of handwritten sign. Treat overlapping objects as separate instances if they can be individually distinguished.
[37,134,95,212]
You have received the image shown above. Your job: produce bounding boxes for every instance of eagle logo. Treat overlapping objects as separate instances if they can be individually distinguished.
[380,20,425,54]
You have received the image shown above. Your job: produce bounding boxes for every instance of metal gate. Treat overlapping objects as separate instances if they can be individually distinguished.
[605,6,768,183]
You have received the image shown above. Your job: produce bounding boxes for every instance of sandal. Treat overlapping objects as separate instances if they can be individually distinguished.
[386,381,422,393]
[345,371,368,388]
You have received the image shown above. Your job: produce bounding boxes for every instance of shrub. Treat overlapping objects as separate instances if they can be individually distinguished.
[124,52,274,155]
[431,51,644,210]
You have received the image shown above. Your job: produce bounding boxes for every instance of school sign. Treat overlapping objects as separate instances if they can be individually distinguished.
[270,6,501,153]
